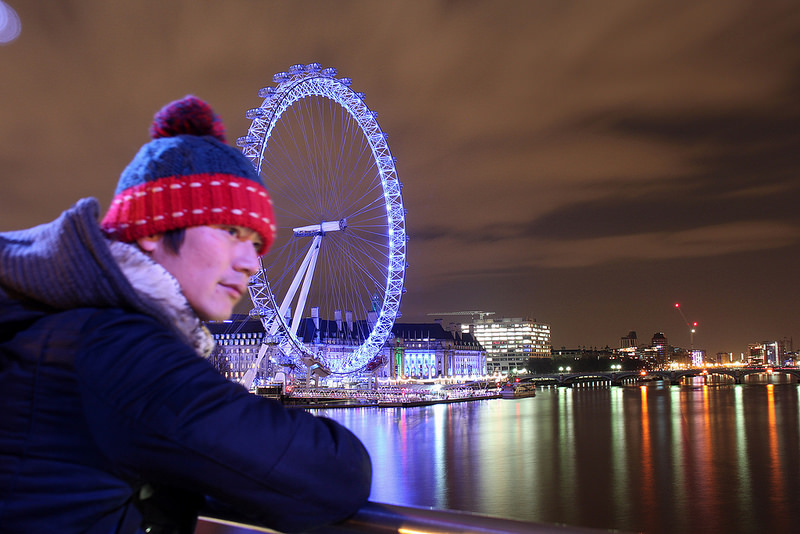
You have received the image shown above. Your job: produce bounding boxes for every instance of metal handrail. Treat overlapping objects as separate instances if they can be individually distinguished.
[195,501,615,533]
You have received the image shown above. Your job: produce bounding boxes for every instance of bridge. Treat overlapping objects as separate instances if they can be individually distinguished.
[527,367,800,387]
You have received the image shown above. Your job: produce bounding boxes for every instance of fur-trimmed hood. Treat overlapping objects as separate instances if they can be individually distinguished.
[0,198,213,357]
[107,240,214,357]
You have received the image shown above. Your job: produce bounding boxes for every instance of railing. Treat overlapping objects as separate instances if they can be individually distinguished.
[195,501,614,533]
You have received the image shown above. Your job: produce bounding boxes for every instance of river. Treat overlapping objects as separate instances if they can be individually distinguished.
[312,380,800,533]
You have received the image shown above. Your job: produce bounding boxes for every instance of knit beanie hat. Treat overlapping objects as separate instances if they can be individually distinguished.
[100,95,275,255]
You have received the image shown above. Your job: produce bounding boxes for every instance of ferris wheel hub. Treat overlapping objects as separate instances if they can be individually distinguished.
[293,218,347,236]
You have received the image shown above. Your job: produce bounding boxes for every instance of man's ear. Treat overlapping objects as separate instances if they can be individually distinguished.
[135,235,162,254]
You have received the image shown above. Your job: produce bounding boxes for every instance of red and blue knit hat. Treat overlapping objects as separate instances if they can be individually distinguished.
[101,95,275,255]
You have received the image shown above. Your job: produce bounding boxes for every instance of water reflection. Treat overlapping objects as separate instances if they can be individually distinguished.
[313,383,800,533]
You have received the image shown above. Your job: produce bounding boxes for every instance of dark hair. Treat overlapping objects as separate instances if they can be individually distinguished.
[162,228,186,254]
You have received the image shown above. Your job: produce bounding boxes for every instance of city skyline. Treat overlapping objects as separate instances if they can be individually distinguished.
[2,1,798,356]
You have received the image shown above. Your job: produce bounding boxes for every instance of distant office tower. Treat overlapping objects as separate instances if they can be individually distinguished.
[747,343,767,365]
[749,339,792,366]
[619,331,638,358]
[646,332,669,369]
[620,331,638,349]
[463,317,551,374]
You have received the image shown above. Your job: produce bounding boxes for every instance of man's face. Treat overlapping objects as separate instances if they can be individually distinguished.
[139,225,262,321]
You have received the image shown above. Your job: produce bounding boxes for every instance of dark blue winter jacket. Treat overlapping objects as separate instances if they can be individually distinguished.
[0,199,372,533]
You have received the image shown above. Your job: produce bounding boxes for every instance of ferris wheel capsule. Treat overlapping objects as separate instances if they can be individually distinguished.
[272,71,290,83]
[245,108,269,119]
[257,86,276,98]
[235,134,261,148]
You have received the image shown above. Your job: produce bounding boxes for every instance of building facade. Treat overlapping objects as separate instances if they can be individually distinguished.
[206,316,267,381]
[644,332,669,369]
[390,323,486,379]
[619,331,638,357]
[462,317,551,374]
[748,338,793,366]
[207,316,487,383]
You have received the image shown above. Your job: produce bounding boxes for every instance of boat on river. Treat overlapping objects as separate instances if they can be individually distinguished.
[499,381,536,399]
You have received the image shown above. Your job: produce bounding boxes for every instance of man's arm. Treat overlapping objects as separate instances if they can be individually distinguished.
[75,309,372,532]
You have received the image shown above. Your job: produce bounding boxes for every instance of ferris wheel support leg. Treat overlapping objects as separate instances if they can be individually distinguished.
[274,237,321,332]
[241,343,270,390]
[291,235,321,339]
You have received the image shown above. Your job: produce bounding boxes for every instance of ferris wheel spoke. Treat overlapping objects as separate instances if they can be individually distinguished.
[325,241,385,296]
[321,244,379,301]
[338,232,388,274]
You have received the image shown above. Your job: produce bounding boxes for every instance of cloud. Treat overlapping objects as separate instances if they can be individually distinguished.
[3,0,800,353]
[529,220,800,268]
[411,219,800,279]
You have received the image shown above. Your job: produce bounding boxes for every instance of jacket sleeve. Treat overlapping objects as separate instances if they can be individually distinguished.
[72,309,372,533]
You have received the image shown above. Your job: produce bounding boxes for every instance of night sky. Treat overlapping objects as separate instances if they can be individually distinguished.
[2,1,799,357]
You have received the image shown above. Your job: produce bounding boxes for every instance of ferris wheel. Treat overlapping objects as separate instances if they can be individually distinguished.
[237,63,407,385]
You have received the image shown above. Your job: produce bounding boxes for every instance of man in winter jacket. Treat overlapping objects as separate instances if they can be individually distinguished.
[0,96,372,533]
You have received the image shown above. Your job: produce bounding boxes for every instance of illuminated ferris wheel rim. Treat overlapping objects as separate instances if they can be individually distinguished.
[238,63,407,375]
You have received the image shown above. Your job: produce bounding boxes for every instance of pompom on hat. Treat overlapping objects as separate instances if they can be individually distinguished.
[101,95,275,255]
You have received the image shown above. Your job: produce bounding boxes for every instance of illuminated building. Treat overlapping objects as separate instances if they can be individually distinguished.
[206,316,486,382]
[747,343,768,365]
[645,332,669,369]
[619,330,638,358]
[748,338,792,366]
[691,349,705,367]
[390,323,486,379]
[462,317,551,374]
[716,352,737,365]
[206,316,266,380]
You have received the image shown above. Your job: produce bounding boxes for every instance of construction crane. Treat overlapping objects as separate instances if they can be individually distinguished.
[427,310,496,321]
[673,303,698,350]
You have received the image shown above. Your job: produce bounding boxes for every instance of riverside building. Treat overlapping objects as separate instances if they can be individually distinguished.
[206,316,487,383]
[390,323,486,379]
[644,332,669,369]
[461,317,551,374]
[206,316,267,380]
[748,338,794,366]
